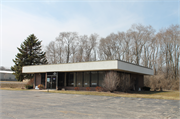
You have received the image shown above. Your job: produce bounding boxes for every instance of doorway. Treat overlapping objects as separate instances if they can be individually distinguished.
[47,75,57,89]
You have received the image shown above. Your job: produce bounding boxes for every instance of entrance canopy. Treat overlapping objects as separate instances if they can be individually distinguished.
[22,60,153,75]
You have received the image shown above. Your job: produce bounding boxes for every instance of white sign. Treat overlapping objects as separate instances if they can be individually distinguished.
[47,78,50,82]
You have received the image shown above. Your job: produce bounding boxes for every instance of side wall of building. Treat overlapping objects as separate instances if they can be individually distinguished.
[34,73,41,88]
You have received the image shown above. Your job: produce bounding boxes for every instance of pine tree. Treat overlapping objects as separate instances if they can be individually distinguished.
[11,34,48,81]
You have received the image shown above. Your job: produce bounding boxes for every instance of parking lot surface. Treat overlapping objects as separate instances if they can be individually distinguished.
[0,90,179,119]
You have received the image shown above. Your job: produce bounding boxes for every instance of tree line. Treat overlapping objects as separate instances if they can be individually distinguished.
[45,24,180,81]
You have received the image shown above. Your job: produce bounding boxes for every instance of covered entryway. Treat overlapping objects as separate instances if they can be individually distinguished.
[47,72,58,89]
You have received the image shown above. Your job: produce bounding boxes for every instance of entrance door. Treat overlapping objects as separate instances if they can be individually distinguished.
[47,76,56,89]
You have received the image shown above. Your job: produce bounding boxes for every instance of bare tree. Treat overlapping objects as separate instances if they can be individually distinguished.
[45,41,57,64]
[56,40,64,63]
[84,33,98,61]
[128,24,155,65]
[76,35,88,62]
[56,32,78,63]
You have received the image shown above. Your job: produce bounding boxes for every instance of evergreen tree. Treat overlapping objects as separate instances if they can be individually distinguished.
[11,34,48,81]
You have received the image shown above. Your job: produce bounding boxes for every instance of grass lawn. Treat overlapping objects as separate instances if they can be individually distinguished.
[0,88,179,100]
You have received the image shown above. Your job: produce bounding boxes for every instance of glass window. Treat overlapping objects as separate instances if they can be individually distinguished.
[73,73,76,87]
[77,72,83,87]
[91,72,97,87]
[99,71,105,87]
[41,73,45,86]
[84,72,90,87]
[67,73,74,86]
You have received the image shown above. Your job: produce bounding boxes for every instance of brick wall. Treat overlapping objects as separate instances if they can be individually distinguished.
[35,74,41,87]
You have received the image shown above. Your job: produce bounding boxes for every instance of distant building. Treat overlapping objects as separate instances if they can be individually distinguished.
[22,60,153,91]
[0,70,17,81]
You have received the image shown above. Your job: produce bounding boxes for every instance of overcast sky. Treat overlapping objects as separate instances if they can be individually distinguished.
[0,0,179,68]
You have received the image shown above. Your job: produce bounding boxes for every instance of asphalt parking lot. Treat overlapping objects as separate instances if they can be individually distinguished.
[0,90,179,119]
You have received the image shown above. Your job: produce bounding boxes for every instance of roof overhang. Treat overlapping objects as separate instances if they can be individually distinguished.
[22,60,153,75]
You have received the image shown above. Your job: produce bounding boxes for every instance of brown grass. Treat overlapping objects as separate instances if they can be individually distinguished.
[0,81,26,88]
[1,87,179,100]
[44,90,180,100]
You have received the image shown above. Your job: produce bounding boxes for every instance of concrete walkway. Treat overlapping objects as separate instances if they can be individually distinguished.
[0,90,179,119]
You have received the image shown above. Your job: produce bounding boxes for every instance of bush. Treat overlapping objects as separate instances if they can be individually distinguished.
[141,86,151,91]
[74,87,79,91]
[95,86,103,92]
[102,71,132,92]
[26,78,34,85]
[102,71,120,92]
[144,73,179,91]
[38,84,44,90]
[86,87,90,91]
[117,73,132,92]
[25,84,33,89]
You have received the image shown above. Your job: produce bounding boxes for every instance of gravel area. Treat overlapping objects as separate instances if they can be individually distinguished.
[0,90,179,119]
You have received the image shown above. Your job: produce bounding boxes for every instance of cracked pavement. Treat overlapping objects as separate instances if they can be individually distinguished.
[0,90,179,119]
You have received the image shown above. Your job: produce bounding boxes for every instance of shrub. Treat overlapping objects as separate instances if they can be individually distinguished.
[95,86,103,92]
[117,73,132,92]
[25,78,34,89]
[27,78,34,85]
[102,71,120,92]
[86,87,90,91]
[74,87,79,91]
[144,73,179,91]
[38,84,44,90]
[25,84,33,89]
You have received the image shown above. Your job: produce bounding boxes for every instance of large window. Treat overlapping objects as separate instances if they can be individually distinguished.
[67,73,74,86]
[99,71,105,87]
[41,73,45,86]
[91,72,97,87]
[73,73,76,87]
[77,72,83,87]
[84,72,90,87]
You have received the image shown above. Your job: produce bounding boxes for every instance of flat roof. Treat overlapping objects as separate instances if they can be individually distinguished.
[0,70,14,74]
[22,60,153,75]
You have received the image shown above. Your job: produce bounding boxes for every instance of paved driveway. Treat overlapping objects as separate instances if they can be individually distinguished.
[0,90,179,119]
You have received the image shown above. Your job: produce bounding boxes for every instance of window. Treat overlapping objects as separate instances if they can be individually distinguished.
[84,72,90,87]
[91,72,97,87]
[41,73,45,86]
[73,73,76,87]
[99,71,105,87]
[77,72,83,87]
[67,73,74,86]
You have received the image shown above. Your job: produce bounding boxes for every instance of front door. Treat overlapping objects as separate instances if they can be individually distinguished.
[47,76,56,89]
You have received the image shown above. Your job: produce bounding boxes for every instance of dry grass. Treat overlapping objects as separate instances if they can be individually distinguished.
[44,90,180,100]
[0,81,26,88]
[0,88,27,91]
[0,87,179,100]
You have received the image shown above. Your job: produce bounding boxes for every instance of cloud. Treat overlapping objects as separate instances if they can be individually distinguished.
[1,2,144,67]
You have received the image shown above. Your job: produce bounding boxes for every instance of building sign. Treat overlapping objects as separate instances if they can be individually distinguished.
[47,78,50,82]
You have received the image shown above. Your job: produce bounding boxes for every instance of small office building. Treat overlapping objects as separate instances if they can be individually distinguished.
[22,60,153,91]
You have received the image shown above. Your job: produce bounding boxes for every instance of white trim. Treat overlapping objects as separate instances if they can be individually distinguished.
[22,60,153,75]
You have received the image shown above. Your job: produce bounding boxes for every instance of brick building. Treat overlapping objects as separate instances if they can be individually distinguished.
[22,60,153,91]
